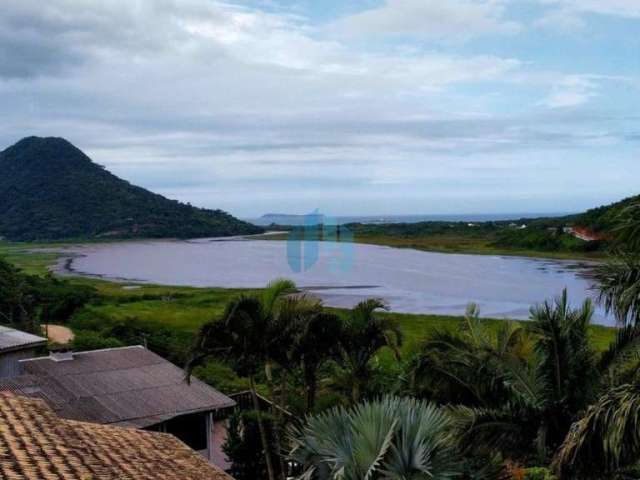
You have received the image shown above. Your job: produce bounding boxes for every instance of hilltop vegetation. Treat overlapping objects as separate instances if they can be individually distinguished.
[572,193,640,233]
[258,195,639,258]
[0,137,262,241]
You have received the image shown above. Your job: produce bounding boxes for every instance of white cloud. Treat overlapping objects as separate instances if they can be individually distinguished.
[537,0,640,29]
[0,0,638,216]
[541,76,598,108]
[534,8,586,31]
[329,0,521,40]
[546,0,640,17]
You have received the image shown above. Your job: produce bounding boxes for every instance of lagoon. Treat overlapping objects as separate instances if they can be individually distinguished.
[60,238,612,325]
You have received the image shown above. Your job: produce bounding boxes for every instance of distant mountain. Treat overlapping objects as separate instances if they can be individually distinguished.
[0,137,263,241]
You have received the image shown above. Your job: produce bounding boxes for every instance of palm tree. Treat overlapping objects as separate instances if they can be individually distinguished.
[595,252,640,326]
[553,382,640,479]
[264,291,325,477]
[186,279,298,480]
[594,201,640,326]
[288,396,460,480]
[337,299,402,402]
[415,292,610,463]
[290,310,344,412]
[550,322,640,478]
[409,303,533,407]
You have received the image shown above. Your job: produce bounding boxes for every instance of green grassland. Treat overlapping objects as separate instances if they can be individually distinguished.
[253,231,604,261]
[348,233,604,260]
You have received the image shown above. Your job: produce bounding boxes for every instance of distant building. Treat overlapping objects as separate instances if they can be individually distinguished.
[0,345,235,469]
[0,326,46,378]
[0,391,232,479]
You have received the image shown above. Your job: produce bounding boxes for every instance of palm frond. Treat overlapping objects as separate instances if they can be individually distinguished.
[289,396,460,480]
[553,383,640,478]
[598,324,640,375]
[595,253,640,326]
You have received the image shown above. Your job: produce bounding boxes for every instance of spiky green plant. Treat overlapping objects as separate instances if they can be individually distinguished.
[553,383,640,478]
[337,299,403,402]
[596,253,640,326]
[415,291,611,463]
[409,303,533,407]
[289,396,460,480]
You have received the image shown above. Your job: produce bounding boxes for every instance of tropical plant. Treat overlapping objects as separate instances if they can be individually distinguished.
[553,383,640,478]
[414,291,631,466]
[288,396,460,480]
[594,201,640,326]
[409,303,533,407]
[224,409,280,480]
[596,253,640,326]
[290,310,344,412]
[186,279,298,480]
[337,299,402,402]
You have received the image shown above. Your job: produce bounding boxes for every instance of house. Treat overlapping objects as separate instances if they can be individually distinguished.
[0,391,233,479]
[0,325,46,378]
[0,345,236,469]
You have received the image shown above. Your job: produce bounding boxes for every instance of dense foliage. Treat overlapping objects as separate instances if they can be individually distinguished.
[224,410,282,480]
[0,257,96,333]
[0,136,263,241]
[573,194,640,234]
[289,396,460,480]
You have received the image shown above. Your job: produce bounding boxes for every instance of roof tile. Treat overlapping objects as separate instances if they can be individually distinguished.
[0,392,233,479]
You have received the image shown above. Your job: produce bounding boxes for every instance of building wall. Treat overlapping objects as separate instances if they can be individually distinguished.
[211,417,230,470]
[0,348,38,378]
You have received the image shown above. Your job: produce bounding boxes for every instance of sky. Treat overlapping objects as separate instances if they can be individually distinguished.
[1,0,639,218]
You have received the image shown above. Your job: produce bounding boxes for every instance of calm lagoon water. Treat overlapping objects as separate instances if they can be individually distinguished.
[62,239,612,325]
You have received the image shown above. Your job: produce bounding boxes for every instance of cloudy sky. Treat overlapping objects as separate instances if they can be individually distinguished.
[1,0,639,217]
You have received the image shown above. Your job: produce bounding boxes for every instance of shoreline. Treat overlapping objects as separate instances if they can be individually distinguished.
[250,232,605,263]
[38,238,613,325]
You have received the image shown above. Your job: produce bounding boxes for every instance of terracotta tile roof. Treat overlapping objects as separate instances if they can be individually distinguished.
[0,392,233,479]
[0,346,235,428]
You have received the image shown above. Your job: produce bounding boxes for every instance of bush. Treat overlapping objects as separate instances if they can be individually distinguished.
[191,361,250,394]
[72,331,124,351]
[524,467,557,480]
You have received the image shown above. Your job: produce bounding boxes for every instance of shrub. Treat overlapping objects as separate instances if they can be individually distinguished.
[72,331,124,351]
[524,467,556,480]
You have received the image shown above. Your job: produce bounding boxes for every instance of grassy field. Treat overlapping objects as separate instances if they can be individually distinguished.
[0,242,62,275]
[253,232,604,261]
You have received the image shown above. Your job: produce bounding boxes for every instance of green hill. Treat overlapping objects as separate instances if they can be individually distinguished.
[0,136,263,241]
[571,194,640,234]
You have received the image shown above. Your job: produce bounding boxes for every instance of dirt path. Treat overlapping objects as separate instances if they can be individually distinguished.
[42,324,75,345]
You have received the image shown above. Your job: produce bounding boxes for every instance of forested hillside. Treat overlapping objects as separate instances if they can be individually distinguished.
[0,137,262,241]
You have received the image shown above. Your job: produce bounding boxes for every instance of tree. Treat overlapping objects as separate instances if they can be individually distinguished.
[550,323,640,478]
[553,383,640,479]
[224,410,279,480]
[594,201,640,325]
[596,253,640,326]
[0,258,38,332]
[288,396,460,480]
[337,299,402,402]
[409,303,533,407]
[186,294,279,480]
[186,279,299,480]
[414,291,626,464]
[291,311,343,412]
